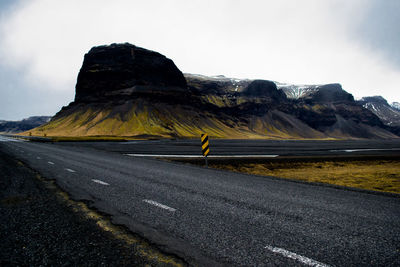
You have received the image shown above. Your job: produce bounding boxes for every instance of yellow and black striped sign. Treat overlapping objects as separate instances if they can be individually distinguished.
[201,133,210,157]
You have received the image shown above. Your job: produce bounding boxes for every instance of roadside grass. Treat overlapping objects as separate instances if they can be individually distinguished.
[180,158,400,194]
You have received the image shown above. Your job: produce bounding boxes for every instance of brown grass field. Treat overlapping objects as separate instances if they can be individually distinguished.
[176,156,400,194]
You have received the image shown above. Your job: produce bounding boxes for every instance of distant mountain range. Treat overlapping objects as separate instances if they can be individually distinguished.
[0,116,51,133]
[356,96,400,136]
[27,43,399,139]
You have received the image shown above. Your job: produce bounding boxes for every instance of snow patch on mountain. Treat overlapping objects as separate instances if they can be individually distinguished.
[391,102,400,111]
[359,97,400,126]
[276,83,320,99]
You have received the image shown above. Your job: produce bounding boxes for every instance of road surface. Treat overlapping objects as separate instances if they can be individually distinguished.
[1,136,399,266]
[52,138,400,157]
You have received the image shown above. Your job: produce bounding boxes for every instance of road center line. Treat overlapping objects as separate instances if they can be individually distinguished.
[265,246,330,267]
[143,199,176,212]
[65,168,76,173]
[92,179,109,186]
[48,161,55,165]
[36,157,41,159]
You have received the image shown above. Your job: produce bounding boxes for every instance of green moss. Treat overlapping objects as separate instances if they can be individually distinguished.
[22,100,331,140]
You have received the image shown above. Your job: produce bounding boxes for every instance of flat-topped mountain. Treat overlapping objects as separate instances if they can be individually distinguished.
[28,43,399,139]
[75,43,188,102]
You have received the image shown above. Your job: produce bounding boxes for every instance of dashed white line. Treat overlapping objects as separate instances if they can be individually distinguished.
[265,246,331,267]
[47,161,55,165]
[65,168,76,173]
[36,157,41,159]
[143,199,176,212]
[91,179,109,186]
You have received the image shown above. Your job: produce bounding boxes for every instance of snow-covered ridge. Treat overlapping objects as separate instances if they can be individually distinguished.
[363,102,379,113]
[276,82,321,99]
[391,102,400,111]
[184,73,248,83]
[184,73,251,92]
[185,74,399,104]
[360,98,400,126]
[185,74,325,97]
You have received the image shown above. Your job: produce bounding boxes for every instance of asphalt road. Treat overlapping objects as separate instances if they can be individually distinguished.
[0,144,177,266]
[54,138,400,158]
[1,136,400,266]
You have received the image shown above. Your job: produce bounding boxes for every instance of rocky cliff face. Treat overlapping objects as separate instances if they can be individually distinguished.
[305,84,354,103]
[185,73,394,138]
[357,96,400,127]
[29,43,399,139]
[241,80,287,101]
[75,43,188,102]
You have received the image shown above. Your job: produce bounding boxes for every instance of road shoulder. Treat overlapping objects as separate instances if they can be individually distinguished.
[0,147,186,266]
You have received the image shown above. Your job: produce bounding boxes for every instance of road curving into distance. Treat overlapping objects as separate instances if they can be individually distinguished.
[1,136,399,266]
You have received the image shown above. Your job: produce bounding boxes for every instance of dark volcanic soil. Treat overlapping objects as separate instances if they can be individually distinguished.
[0,149,183,266]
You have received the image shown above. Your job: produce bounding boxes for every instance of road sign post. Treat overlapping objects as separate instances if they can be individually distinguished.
[201,133,210,167]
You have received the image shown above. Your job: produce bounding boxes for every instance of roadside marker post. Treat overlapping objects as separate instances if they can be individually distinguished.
[201,133,210,167]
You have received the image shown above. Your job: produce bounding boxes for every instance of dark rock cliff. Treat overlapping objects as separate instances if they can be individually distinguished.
[75,43,187,102]
[358,96,389,106]
[357,96,400,129]
[241,80,287,101]
[305,84,354,103]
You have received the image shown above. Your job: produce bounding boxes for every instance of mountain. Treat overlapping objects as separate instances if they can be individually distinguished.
[391,102,400,111]
[186,74,396,139]
[276,83,320,99]
[357,96,400,127]
[74,43,187,103]
[27,43,399,139]
[0,116,52,133]
[357,96,400,136]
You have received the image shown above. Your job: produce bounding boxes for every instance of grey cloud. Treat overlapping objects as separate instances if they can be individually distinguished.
[0,64,74,120]
[356,0,400,69]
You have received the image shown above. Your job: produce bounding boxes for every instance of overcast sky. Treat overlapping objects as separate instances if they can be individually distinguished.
[0,0,399,120]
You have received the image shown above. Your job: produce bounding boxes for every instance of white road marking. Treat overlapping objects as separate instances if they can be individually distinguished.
[47,161,55,165]
[330,148,400,153]
[0,136,26,142]
[92,179,109,186]
[265,245,331,267]
[65,168,76,173]
[36,157,41,159]
[143,199,176,212]
[126,154,279,158]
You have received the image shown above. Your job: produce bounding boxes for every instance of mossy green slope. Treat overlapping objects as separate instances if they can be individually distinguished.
[27,98,328,139]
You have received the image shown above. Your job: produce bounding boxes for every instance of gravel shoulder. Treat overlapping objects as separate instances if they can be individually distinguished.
[0,147,185,266]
